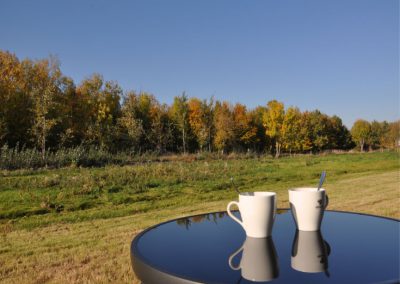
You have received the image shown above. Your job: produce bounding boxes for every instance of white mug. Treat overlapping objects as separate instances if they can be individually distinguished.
[291,230,331,273]
[228,236,279,282]
[289,187,329,231]
[227,192,276,238]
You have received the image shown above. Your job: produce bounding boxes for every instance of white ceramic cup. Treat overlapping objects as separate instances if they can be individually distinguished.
[227,192,276,238]
[228,236,279,282]
[289,187,329,231]
[291,230,331,273]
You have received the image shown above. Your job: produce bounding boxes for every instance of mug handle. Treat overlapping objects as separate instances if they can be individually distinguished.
[228,244,244,270]
[325,195,329,209]
[324,241,331,256]
[227,201,244,228]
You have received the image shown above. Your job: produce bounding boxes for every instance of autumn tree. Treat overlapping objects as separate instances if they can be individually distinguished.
[232,103,258,151]
[248,106,268,152]
[351,119,371,152]
[29,56,62,160]
[309,111,331,151]
[263,100,285,157]
[202,98,214,152]
[213,101,235,153]
[383,120,400,148]
[148,103,173,153]
[76,74,122,149]
[0,51,33,147]
[171,93,190,153]
[55,76,79,147]
[297,111,314,152]
[281,107,301,154]
[188,97,214,152]
[2,50,397,156]
[118,91,144,150]
[76,74,103,145]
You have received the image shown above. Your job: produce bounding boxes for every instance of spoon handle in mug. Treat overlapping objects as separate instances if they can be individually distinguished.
[325,194,329,209]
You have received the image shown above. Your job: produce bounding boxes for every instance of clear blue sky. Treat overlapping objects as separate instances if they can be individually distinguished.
[1,0,398,127]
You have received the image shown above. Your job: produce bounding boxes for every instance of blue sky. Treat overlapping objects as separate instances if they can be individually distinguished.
[0,0,398,127]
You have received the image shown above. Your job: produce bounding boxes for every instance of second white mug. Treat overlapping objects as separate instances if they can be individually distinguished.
[227,192,276,238]
[289,187,329,231]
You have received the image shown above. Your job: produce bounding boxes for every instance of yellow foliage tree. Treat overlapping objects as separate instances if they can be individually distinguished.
[282,107,301,154]
[213,101,235,153]
[233,103,258,150]
[263,100,285,157]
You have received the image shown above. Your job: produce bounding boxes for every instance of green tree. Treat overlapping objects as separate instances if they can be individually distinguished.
[329,115,353,150]
[351,119,371,152]
[171,93,190,153]
[369,120,388,150]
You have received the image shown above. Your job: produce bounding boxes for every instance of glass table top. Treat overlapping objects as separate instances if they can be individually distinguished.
[131,210,399,283]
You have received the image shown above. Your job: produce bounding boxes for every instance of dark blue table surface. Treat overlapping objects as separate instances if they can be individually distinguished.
[132,210,399,283]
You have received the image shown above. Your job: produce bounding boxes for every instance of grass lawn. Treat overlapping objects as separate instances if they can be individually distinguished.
[0,151,399,283]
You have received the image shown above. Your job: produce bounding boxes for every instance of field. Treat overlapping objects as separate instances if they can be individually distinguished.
[0,151,399,283]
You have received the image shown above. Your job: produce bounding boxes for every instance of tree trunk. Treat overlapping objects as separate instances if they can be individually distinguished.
[275,141,281,158]
[360,139,364,152]
[208,128,211,152]
[182,127,186,154]
[182,113,186,154]
[42,118,46,162]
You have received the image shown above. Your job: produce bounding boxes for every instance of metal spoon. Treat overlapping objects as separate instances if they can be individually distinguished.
[317,171,326,191]
[230,177,240,195]
[230,177,252,196]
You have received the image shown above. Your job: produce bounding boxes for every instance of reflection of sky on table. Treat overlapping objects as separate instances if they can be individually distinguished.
[135,210,399,283]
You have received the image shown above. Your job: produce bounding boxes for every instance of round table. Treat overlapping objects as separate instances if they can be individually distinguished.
[130,209,399,283]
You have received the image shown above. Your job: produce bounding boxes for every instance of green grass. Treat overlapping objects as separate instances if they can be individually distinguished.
[0,151,399,283]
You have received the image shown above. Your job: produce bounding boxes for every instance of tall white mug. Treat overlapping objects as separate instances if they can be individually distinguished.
[289,188,329,231]
[227,192,276,238]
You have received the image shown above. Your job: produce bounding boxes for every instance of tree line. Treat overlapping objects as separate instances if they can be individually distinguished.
[0,50,398,158]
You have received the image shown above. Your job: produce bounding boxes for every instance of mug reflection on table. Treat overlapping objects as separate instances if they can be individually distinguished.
[229,236,279,282]
[291,230,331,274]
[227,192,276,238]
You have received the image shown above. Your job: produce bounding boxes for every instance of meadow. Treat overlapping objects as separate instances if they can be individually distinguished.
[0,151,399,283]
